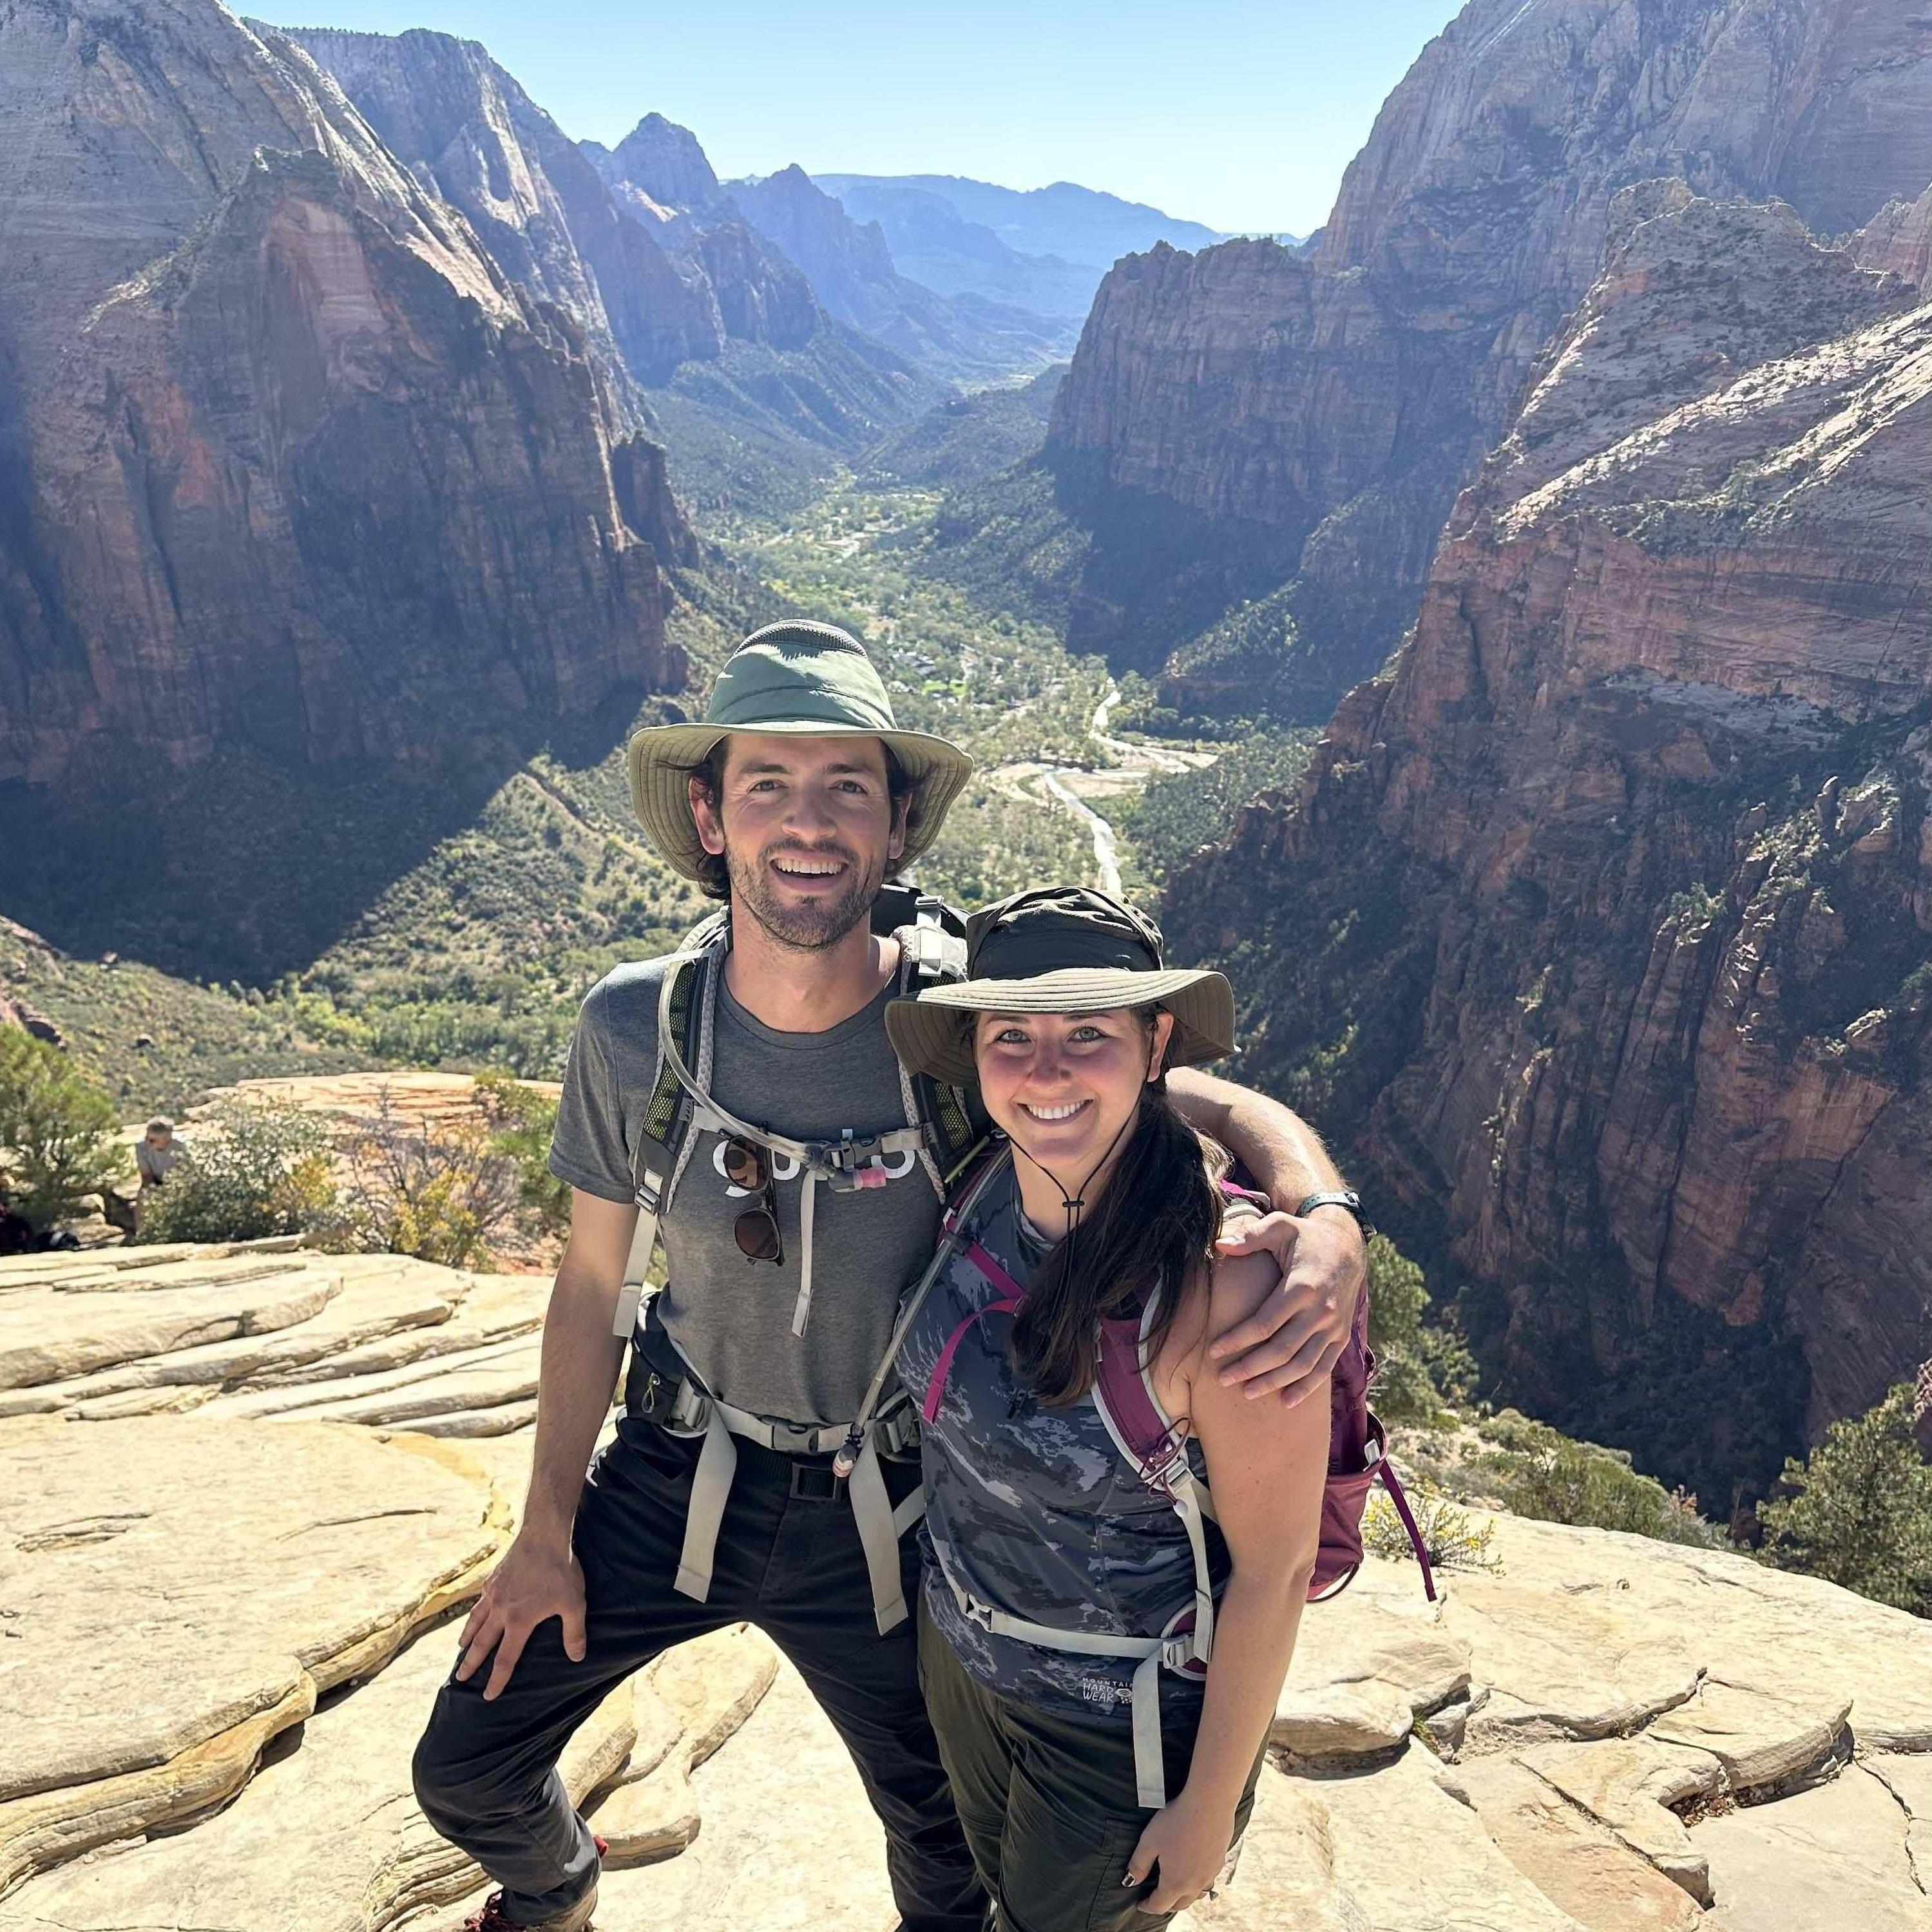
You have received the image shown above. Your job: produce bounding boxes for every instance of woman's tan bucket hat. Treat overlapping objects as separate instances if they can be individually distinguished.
[627,620,974,881]
[886,886,1235,1089]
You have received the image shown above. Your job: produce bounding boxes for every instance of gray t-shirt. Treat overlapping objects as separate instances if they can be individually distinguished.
[548,952,944,1425]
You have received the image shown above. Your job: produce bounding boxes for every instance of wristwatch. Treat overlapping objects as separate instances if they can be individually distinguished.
[1294,1189,1373,1241]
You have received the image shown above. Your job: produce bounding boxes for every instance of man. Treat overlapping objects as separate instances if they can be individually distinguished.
[134,1117,185,1235]
[413,622,1374,1931]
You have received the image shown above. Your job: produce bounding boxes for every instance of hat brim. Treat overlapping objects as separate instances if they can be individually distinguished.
[886,967,1235,1088]
[627,720,975,883]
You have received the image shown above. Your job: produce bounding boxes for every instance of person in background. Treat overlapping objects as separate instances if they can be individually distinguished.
[886,888,1332,1929]
[134,1117,185,1234]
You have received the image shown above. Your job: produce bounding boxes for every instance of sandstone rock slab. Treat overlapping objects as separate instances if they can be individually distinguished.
[405,1399,541,1437]
[0,1263,462,1419]
[1446,1755,1705,1932]
[565,1659,896,1932]
[1273,1589,1469,1761]
[1447,1516,1932,1755]
[0,1631,634,1932]
[0,1417,508,1894]
[0,1268,340,1392]
[644,1624,782,1768]
[1518,1735,1721,1903]
[1647,1676,1849,1793]
[234,1268,550,1391]
[1867,1753,1932,1897]
[1695,1764,1932,1932]
[256,1339,541,1428]
[588,1753,702,1868]
[1315,1742,1590,1931]
[1181,1766,1357,1932]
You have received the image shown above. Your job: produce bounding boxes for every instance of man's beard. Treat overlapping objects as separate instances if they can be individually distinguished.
[726,836,886,952]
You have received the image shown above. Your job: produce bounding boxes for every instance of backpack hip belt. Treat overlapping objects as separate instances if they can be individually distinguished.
[932,1538,1209,1811]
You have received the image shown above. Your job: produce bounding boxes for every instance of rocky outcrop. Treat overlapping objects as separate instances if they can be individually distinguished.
[581,115,940,448]
[819,173,1225,323]
[593,112,729,221]
[1165,191,1932,1504]
[0,1413,510,1891]
[1048,0,1932,701]
[0,0,682,806]
[279,26,720,397]
[6,1310,1931,1932]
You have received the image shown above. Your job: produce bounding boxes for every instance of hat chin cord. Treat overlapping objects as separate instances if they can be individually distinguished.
[1006,1093,1145,1370]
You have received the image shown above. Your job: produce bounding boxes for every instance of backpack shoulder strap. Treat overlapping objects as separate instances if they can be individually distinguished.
[889,899,989,1187]
[1091,1301,1190,1493]
[611,933,723,1341]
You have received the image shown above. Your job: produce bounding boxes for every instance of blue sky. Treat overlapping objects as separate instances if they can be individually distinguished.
[264,1,1469,235]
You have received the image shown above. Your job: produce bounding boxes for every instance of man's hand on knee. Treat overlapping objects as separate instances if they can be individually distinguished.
[455,1532,589,1701]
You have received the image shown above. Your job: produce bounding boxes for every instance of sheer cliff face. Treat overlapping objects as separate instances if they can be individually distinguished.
[0,0,682,793]
[280,26,721,393]
[1166,193,1932,1504]
[1050,0,1932,700]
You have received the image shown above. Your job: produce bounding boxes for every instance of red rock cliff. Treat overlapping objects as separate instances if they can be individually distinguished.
[1166,191,1932,1506]
[1049,0,1932,701]
[0,0,683,795]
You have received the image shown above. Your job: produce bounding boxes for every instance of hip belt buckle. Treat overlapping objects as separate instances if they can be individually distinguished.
[789,1458,843,1503]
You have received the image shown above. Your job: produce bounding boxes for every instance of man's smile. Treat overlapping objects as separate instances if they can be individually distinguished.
[769,852,850,882]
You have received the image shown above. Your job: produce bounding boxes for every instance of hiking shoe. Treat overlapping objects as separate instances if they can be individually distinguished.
[461,1840,606,1932]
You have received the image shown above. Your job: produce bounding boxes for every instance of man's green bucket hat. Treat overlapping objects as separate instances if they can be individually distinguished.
[627,620,975,882]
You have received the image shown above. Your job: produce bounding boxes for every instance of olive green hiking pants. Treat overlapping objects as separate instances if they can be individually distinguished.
[917,1597,1263,1932]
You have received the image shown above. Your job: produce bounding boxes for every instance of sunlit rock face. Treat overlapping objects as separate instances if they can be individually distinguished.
[1048,0,1932,701]
[0,0,682,798]
[1165,189,1932,1504]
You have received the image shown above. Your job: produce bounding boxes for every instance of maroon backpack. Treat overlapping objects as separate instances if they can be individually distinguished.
[1091,1177,1436,1603]
[915,1162,1437,1605]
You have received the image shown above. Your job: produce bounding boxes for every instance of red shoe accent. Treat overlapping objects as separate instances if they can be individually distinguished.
[593,1835,608,1860]
[461,1897,519,1932]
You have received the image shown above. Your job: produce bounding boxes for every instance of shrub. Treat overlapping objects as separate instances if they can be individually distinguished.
[1365,1232,1478,1424]
[1474,1410,1723,1548]
[0,1031,128,1230]
[139,1101,335,1244]
[475,1068,569,1235]
[324,1089,518,1270]
[1759,1384,1932,1614]
[1363,1482,1502,1576]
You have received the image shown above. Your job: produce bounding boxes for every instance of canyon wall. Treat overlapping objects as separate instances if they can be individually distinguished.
[1167,188,1932,1506]
[0,0,683,797]
[1047,0,1932,702]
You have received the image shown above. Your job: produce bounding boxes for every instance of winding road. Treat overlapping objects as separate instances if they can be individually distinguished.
[990,681,1217,897]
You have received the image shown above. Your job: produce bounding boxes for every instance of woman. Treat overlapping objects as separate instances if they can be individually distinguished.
[883,886,1331,1931]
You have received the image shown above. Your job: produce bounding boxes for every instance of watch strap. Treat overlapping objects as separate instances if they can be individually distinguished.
[1294,1189,1373,1240]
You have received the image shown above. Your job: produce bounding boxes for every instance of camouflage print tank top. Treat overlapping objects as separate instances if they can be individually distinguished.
[901,1162,1229,1727]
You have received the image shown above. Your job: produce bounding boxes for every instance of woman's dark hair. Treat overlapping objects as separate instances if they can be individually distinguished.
[678,740,914,902]
[1008,1019,1226,1405]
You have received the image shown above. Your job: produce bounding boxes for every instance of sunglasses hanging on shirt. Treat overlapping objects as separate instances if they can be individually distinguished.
[722,1135,783,1264]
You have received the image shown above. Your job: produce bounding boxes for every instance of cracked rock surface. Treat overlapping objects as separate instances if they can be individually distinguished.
[5,1243,1932,1929]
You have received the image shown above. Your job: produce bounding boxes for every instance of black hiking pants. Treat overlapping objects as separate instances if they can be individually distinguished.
[412,1417,987,1929]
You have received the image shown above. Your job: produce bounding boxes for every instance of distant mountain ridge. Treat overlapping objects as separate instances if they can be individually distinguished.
[816,173,1226,321]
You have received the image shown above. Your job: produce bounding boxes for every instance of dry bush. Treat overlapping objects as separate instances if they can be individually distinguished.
[319,1087,518,1270]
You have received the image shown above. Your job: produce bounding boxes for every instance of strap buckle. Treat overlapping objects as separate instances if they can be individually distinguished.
[788,1459,843,1502]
